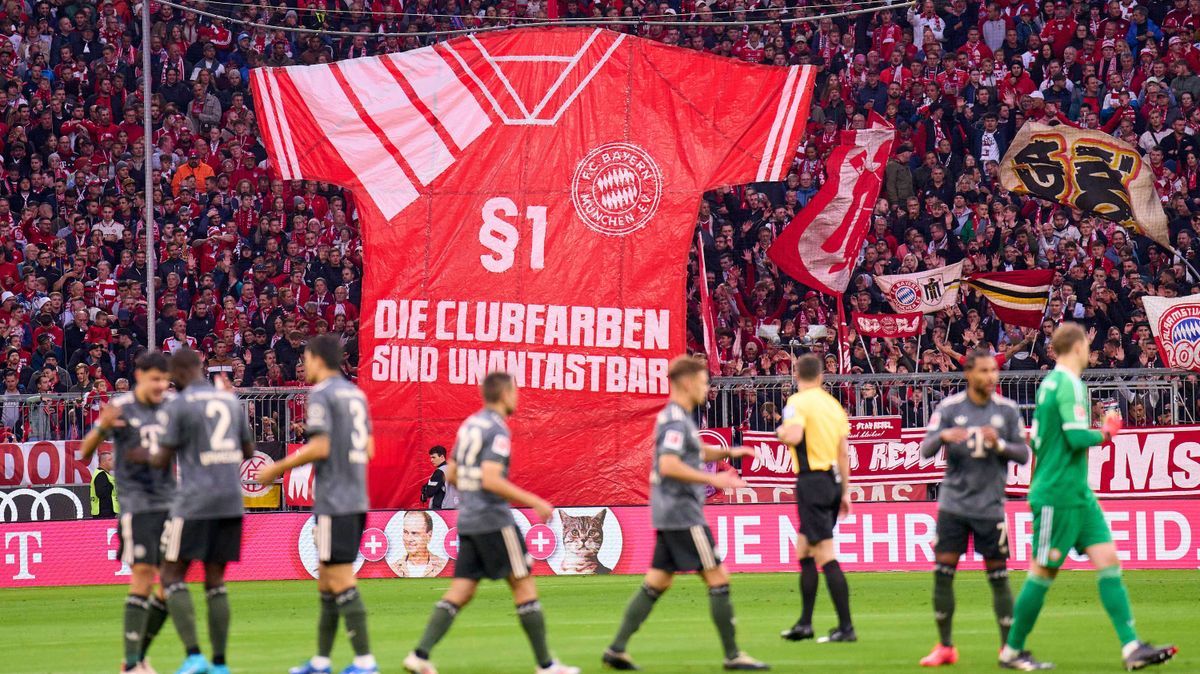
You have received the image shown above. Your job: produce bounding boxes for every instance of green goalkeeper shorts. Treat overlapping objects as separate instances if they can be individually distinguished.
[1030,500,1112,569]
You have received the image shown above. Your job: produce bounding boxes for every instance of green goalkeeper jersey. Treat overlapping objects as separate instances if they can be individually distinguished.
[1029,366,1106,508]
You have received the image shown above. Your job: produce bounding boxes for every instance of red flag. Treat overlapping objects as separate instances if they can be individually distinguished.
[696,234,721,374]
[964,270,1054,329]
[837,301,851,374]
[768,127,895,295]
[851,311,923,338]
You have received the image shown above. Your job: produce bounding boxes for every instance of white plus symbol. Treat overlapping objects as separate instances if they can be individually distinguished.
[530,530,551,554]
[364,535,383,556]
[446,535,459,555]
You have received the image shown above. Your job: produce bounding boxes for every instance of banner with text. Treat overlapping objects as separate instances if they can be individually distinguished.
[740,425,1200,500]
[0,441,97,487]
[3,500,1197,587]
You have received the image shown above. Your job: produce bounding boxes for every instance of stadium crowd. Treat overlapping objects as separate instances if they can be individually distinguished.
[0,0,1187,439]
[685,0,1200,391]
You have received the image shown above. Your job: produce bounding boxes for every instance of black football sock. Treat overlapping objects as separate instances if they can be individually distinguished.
[610,583,661,653]
[335,587,371,657]
[141,594,169,660]
[164,583,200,655]
[799,557,818,626]
[933,562,957,647]
[708,584,739,660]
[517,600,553,669]
[318,592,339,657]
[415,599,460,658]
[123,594,150,668]
[988,566,1015,646]
[822,560,853,630]
[206,586,230,665]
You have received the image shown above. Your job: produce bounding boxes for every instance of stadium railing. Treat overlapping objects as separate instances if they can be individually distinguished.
[705,369,1199,430]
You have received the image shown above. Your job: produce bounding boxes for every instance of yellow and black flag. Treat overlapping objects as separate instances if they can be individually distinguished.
[965,270,1054,328]
[999,122,1171,249]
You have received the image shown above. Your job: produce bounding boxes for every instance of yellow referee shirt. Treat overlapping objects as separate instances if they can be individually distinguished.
[781,387,850,473]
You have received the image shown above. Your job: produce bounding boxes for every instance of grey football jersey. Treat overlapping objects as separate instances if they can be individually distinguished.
[453,408,516,535]
[307,376,371,516]
[650,402,706,530]
[106,392,175,514]
[160,381,254,520]
[920,392,1030,520]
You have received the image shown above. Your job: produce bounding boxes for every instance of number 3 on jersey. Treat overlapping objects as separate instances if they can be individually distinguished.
[478,197,546,273]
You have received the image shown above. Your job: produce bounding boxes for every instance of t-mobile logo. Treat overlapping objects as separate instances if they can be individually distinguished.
[4,531,43,580]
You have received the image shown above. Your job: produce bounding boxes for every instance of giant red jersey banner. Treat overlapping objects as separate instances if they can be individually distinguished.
[250,28,816,508]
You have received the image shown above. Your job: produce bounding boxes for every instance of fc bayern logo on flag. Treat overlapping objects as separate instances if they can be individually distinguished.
[890,280,922,311]
[571,141,662,236]
[1156,304,1200,370]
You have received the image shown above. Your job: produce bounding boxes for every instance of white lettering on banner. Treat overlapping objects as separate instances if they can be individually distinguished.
[1155,511,1191,560]
[371,298,672,392]
[904,512,936,562]
[861,514,899,564]
[3,531,41,580]
[478,198,547,273]
[1110,434,1173,491]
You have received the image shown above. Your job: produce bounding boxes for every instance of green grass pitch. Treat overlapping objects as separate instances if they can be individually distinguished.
[2,571,1193,673]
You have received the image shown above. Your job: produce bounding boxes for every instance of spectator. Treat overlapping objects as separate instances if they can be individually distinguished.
[420,445,458,510]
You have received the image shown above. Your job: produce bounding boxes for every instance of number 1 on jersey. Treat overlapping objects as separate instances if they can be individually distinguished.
[479,197,546,273]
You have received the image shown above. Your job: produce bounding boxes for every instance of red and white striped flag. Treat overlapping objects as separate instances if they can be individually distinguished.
[768,127,894,295]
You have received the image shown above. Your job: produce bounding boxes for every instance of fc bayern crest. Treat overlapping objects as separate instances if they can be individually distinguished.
[1156,304,1200,370]
[572,142,663,236]
[890,280,922,312]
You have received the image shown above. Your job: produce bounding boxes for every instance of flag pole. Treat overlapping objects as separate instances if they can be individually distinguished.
[1167,244,1200,282]
[837,300,851,374]
[859,334,875,373]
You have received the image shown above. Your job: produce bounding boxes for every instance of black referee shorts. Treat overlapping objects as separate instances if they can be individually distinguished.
[795,470,842,544]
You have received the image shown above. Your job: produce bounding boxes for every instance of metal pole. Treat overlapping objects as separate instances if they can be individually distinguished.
[142,0,156,350]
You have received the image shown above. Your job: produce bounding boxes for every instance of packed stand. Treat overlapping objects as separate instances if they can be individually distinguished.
[682,0,1200,426]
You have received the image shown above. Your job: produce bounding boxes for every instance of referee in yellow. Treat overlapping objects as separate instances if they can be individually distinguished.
[776,353,856,644]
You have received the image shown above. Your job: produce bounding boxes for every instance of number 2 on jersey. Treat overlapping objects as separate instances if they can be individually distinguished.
[455,425,485,491]
[205,400,237,452]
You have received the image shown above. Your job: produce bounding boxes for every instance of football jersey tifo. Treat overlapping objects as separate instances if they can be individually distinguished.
[251,27,816,508]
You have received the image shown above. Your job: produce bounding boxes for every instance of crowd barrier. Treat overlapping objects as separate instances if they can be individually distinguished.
[3,500,1198,588]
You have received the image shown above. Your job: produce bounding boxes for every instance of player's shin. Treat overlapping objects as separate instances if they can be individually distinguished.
[414,599,460,658]
[164,582,201,656]
[516,600,554,669]
[335,587,375,668]
[610,583,662,653]
[206,585,231,665]
[141,594,169,660]
[932,563,956,647]
[987,566,1014,645]
[1004,573,1053,654]
[1097,566,1139,647]
[708,585,739,660]
[123,594,150,669]
[317,592,339,660]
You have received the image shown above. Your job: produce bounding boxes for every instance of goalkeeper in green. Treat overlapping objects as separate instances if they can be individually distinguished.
[999,323,1177,672]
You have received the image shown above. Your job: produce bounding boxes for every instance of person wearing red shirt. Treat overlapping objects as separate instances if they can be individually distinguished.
[957,27,993,68]
[1040,1,1078,57]
[732,27,766,63]
[872,10,903,56]
[999,61,1037,101]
